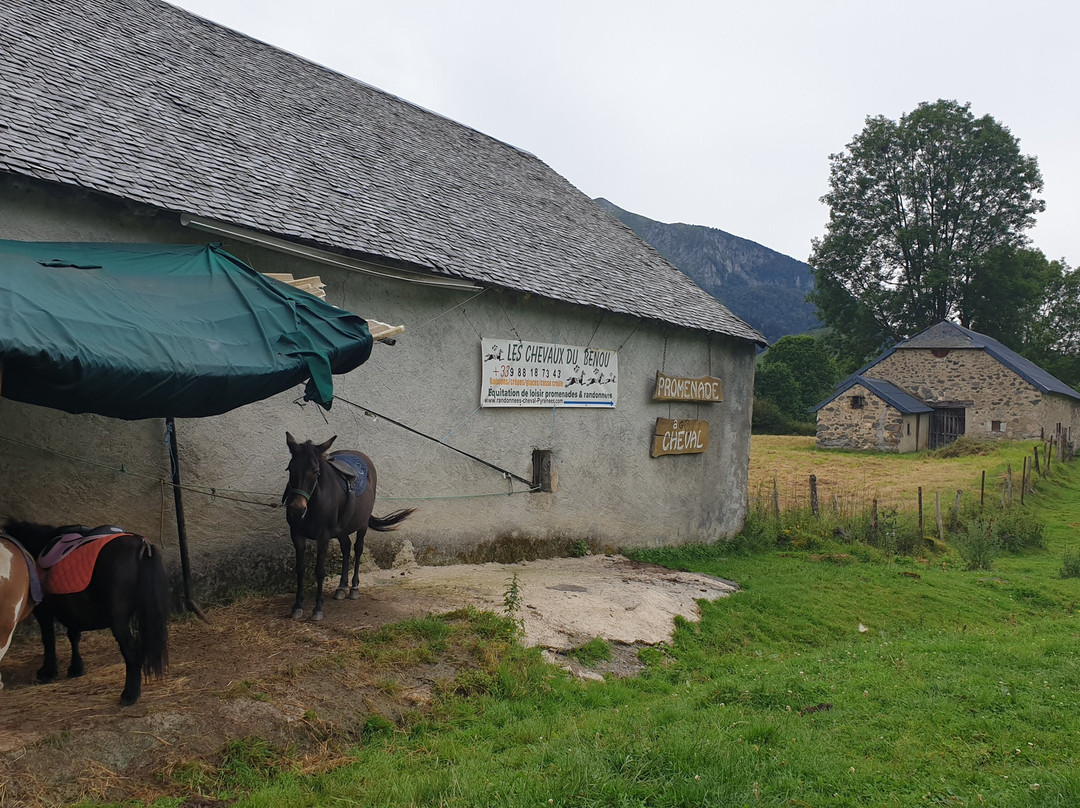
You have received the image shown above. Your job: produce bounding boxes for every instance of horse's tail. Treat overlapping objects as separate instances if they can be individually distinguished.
[367,508,417,532]
[134,541,170,679]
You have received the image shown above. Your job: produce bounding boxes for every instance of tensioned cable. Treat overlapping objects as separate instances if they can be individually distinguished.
[0,429,537,506]
[406,287,489,335]
[333,395,536,487]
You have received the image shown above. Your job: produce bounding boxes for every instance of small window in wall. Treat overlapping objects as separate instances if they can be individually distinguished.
[932,348,951,358]
[907,423,911,435]
[532,449,555,492]
[850,395,866,409]
[991,420,1005,433]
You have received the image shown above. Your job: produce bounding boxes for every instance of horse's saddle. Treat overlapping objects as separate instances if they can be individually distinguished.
[37,525,125,569]
[327,453,369,497]
[38,526,128,596]
[2,533,44,605]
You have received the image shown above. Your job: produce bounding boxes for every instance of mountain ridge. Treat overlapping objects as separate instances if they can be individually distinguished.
[594,198,819,343]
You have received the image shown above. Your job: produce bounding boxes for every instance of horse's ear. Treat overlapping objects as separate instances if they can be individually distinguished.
[286,431,298,450]
[318,435,337,454]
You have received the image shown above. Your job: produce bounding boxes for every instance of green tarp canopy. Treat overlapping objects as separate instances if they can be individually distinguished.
[0,240,373,419]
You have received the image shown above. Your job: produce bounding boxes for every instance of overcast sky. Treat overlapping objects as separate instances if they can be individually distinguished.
[170,0,1079,266]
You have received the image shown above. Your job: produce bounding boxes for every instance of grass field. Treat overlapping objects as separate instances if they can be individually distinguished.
[750,435,1055,514]
[149,439,1080,807]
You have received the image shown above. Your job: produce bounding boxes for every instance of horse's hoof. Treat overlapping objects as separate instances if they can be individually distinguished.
[67,666,85,679]
[348,588,361,600]
[120,691,140,707]
[36,669,58,684]
[291,607,304,620]
[334,587,348,600]
[312,610,324,621]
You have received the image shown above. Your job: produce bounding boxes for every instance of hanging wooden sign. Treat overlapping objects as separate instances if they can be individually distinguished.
[652,372,723,402]
[651,418,710,457]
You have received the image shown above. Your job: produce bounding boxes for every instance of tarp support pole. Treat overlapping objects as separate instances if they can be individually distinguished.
[166,417,209,623]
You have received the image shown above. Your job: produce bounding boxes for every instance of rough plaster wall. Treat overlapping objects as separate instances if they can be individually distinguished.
[0,178,757,599]
[816,384,902,451]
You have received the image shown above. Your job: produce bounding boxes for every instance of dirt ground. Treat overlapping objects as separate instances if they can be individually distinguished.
[0,551,737,807]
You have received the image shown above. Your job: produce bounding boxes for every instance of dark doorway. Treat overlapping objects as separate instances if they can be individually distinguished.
[929,408,965,449]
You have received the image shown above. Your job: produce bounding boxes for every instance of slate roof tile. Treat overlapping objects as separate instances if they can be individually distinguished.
[0,0,764,344]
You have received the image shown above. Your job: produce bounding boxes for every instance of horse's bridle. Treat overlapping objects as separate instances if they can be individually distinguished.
[286,464,320,504]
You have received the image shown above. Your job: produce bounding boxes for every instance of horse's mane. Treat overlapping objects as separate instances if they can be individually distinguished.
[3,520,92,553]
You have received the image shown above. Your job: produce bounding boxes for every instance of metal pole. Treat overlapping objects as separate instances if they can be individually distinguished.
[166,417,209,622]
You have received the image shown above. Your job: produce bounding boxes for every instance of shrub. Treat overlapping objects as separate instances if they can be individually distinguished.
[1060,551,1080,579]
[952,515,1000,570]
[993,507,1045,552]
[952,504,1045,555]
[751,398,817,436]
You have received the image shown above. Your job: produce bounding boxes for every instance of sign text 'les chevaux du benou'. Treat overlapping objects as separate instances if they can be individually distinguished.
[481,338,618,407]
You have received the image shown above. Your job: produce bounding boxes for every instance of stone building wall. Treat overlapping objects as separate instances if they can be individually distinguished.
[873,348,1045,440]
[816,384,904,451]
[1038,394,1080,446]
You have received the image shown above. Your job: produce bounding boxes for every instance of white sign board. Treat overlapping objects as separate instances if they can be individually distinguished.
[481,338,618,407]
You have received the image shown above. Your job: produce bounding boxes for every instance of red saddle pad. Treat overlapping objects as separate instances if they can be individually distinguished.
[43,533,126,595]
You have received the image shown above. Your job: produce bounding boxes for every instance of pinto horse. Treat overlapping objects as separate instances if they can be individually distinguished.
[0,533,38,690]
[284,433,415,620]
[3,520,170,706]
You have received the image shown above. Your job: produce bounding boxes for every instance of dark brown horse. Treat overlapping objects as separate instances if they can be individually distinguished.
[284,433,415,620]
[2,520,170,706]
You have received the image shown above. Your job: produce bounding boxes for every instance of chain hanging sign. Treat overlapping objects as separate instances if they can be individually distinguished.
[481,338,618,407]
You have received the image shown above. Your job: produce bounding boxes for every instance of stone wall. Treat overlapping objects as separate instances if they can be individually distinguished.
[874,348,1064,440]
[816,384,904,451]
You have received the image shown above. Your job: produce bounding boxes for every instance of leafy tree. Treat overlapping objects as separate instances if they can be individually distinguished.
[754,362,802,421]
[809,99,1045,369]
[754,335,839,425]
[1023,261,1080,390]
[963,247,1060,350]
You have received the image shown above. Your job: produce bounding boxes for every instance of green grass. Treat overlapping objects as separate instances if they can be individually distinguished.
[150,458,1080,807]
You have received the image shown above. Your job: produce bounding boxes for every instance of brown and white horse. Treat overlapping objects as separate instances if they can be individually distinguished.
[0,534,37,690]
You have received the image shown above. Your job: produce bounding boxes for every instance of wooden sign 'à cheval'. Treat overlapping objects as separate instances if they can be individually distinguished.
[649,372,721,457]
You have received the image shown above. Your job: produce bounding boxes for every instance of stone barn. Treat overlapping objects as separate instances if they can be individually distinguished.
[815,321,1080,452]
[0,0,765,598]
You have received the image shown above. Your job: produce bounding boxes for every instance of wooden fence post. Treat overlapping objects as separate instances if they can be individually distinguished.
[872,498,879,541]
[810,474,819,518]
[918,487,924,535]
[1034,446,1041,476]
[980,470,985,507]
[1021,457,1028,505]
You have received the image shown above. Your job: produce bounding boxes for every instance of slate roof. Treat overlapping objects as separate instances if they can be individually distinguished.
[0,0,765,346]
[813,375,932,414]
[823,321,1080,406]
[892,321,1080,401]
